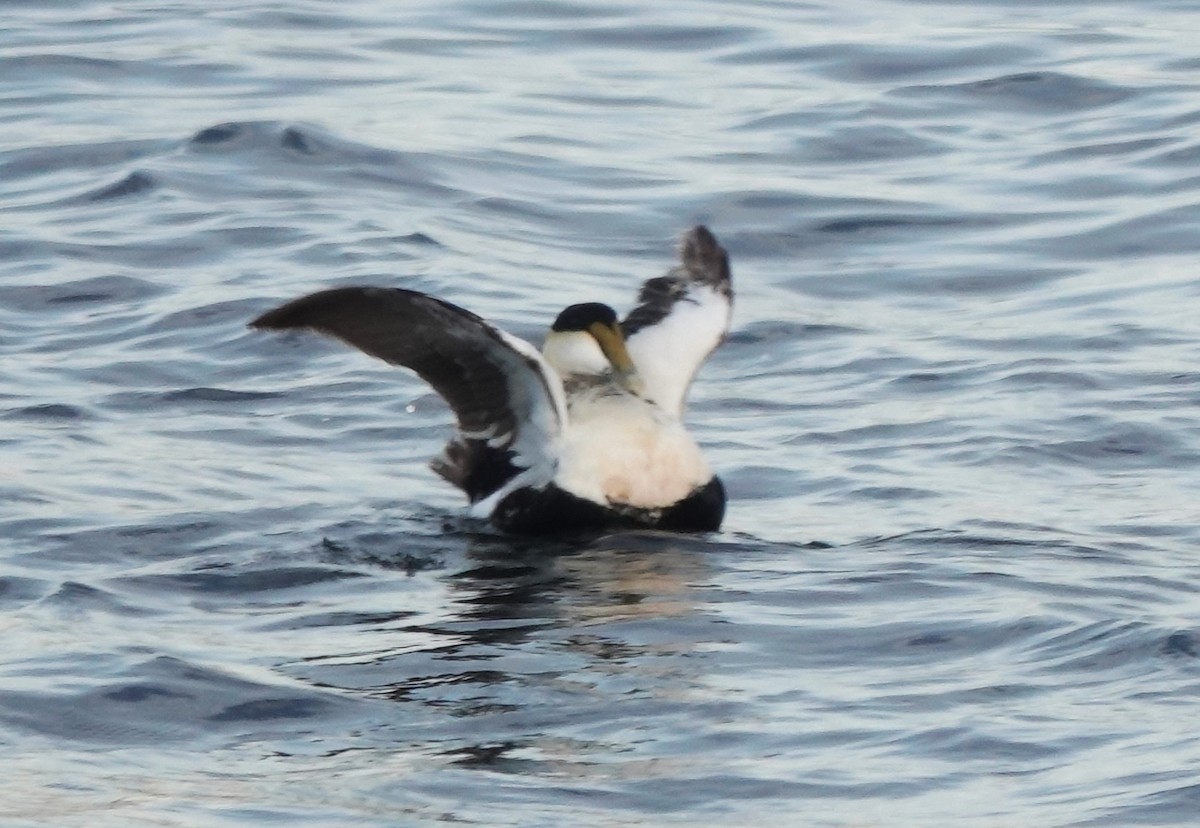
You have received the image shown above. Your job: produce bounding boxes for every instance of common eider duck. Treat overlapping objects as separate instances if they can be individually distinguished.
[251,225,732,534]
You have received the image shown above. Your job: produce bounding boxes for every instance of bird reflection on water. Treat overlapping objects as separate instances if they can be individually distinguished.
[312,527,717,771]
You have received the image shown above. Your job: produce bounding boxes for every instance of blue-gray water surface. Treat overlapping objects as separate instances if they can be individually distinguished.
[3,1,1200,825]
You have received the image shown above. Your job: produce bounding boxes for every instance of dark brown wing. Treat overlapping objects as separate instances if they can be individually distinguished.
[251,287,565,495]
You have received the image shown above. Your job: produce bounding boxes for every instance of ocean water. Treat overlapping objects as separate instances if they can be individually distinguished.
[3,1,1200,825]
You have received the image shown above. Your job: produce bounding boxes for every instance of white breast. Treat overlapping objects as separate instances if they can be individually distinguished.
[553,391,711,509]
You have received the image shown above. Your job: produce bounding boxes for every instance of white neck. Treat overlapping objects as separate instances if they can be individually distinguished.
[542,330,610,379]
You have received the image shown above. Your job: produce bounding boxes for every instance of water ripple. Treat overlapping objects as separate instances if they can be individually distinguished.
[3,0,1200,825]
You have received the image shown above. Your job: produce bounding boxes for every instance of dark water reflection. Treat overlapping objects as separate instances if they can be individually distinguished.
[303,529,719,707]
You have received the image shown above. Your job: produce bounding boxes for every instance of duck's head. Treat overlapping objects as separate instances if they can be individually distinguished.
[543,302,643,393]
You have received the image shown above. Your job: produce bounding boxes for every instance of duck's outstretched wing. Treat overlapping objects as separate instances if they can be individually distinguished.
[621,226,733,417]
[251,287,566,502]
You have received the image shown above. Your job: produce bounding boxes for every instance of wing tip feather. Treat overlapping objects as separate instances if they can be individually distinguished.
[249,287,385,331]
[679,225,731,289]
